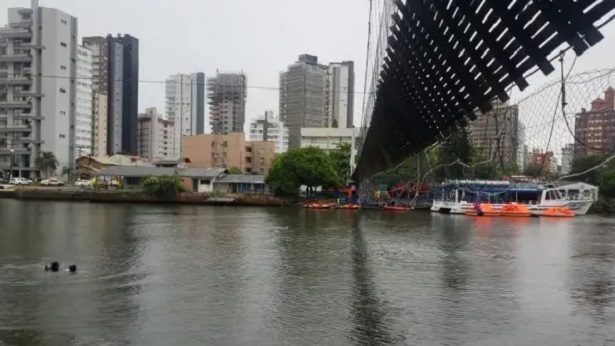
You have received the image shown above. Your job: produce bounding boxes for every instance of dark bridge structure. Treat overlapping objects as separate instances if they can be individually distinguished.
[354,0,615,181]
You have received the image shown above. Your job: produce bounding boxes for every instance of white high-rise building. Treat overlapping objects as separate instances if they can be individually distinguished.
[75,45,93,158]
[165,73,205,159]
[0,1,78,178]
[137,107,175,160]
[248,111,289,154]
[326,61,354,129]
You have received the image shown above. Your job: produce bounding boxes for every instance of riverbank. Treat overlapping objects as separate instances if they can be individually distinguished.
[0,187,287,207]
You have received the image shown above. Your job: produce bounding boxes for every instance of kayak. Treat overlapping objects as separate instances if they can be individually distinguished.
[336,204,361,210]
[303,203,333,209]
[383,205,413,212]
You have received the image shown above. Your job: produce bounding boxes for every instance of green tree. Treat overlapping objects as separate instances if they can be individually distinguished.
[227,166,243,174]
[329,142,352,182]
[142,175,185,200]
[36,151,58,178]
[570,155,615,198]
[266,147,341,196]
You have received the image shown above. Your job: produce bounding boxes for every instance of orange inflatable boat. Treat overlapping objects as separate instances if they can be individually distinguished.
[500,203,531,217]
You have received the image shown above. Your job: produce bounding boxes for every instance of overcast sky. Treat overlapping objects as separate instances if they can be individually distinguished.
[1,0,371,132]
[2,0,615,138]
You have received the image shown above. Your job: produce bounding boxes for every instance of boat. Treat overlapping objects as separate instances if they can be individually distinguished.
[383,205,413,212]
[500,203,531,217]
[464,203,500,216]
[336,204,361,210]
[304,203,333,209]
[533,207,575,217]
[431,180,597,216]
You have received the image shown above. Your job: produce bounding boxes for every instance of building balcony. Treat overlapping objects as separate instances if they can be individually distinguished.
[0,54,32,63]
[0,28,32,39]
[17,8,33,15]
[11,20,33,29]
[0,75,32,85]
[14,112,42,120]
[0,148,31,156]
[14,90,42,98]
[0,100,31,109]
[15,43,44,50]
[0,124,31,133]
[13,137,41,144]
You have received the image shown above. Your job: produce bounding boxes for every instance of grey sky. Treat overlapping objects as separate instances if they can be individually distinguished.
[2,0,615,137]
[1,0,371,131]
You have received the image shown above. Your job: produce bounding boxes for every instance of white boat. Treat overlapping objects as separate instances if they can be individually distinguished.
[430,180,597,216]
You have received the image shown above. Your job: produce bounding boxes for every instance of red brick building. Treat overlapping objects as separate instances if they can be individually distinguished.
[574,87,615,158]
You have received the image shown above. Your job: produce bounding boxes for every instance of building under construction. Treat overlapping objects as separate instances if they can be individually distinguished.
[208,73,247,135]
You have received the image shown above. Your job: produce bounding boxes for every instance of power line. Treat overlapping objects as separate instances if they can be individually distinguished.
[0,74,376,94]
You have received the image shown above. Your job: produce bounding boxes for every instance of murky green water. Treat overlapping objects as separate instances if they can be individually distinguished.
[0,200,614,345]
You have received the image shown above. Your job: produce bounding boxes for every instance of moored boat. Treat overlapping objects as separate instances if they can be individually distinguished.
[500,203,531,217]
[532,207,575,217]
[464,203,500,216]
[383,205,413,212]
[431,180,597,216]
[304,203,333,209]
[336,204,361,210]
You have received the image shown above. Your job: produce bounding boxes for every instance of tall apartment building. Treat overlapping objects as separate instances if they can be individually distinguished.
[0,1,78,178]
[137,107,174,160]
[279,54,328,148]
[561,143,574,175]
[208,73,246,134]
[82,34,139,155]
[92,92,107,156]
[469,102,521,170]
[165,72,205,159]
[574,87,615,159]
[326,61,354,129]
[75,45,93,158]
[248,111,289,154]
[81,36,108,156]
[280,55,356,148]
[182,133,275,174]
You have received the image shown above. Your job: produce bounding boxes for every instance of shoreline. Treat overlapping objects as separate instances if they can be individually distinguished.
[0,187,288,207]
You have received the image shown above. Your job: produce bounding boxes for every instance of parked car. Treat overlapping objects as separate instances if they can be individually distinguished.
[74,179,92,187]
[40,178,64,186]
[9,177,33,185]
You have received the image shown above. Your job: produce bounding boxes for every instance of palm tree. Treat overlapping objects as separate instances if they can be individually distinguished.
[36,152,58,178]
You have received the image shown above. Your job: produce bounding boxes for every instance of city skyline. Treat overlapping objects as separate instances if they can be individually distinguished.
[0,0,370,133]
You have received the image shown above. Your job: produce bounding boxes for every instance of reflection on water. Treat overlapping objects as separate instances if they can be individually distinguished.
[1,200,614,345]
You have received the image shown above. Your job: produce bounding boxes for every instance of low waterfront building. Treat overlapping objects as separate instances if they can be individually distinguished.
[182,133,275,174]
[94,165,226,192]
[213,174,268,194]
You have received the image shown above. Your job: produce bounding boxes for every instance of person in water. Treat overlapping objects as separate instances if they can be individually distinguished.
[68,265,77,273]
[44,261,60,272]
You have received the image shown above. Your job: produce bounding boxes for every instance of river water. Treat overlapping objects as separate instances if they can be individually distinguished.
[0,200,614,345]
